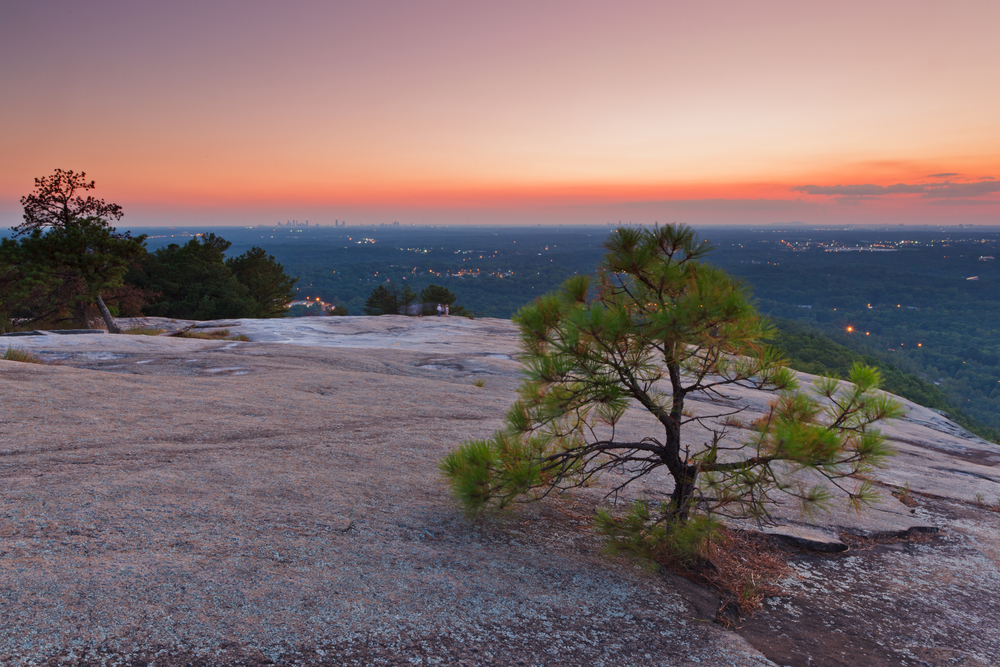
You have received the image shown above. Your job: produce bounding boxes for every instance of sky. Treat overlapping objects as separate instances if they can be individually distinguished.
[1,0,999,228]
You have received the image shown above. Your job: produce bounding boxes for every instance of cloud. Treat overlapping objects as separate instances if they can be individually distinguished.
[793,183,925,196]
[615,198,810,211]
[793,179,1000,199]
[928,172,960,178]
[927,181,1000,197]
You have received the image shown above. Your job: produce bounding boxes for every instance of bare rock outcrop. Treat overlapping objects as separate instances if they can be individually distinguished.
[2,315,998,666]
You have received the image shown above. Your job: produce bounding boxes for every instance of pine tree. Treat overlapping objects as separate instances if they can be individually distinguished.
[441,224,902,560]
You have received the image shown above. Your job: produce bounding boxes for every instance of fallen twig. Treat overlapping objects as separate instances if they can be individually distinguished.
[158,324,197,337]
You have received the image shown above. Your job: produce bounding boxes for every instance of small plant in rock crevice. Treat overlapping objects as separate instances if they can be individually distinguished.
[2,346,45,364]
[972,493,999,512]
[177,329,249,342]
[893,482,917,507]
[123,327,166,336]
[721,415,748,429]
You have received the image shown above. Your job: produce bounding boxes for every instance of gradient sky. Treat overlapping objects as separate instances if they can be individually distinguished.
[2,0,999,227]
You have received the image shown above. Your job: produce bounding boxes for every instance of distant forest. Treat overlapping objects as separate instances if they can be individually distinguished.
[132,224,1000,439]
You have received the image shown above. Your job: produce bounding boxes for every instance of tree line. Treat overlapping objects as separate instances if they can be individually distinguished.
[710,239,1000,433]
[362,282,469,316]
[1,170,297,332]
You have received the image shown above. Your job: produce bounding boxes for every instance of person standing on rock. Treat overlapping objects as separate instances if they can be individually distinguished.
[444,304,449,316]
[436,303,443,316]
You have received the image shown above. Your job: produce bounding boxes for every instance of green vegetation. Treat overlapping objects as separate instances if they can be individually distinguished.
[126,234,297,320]
[123,327,166,336]
[704,229,1000,432]
[208,226,604,318]
[225,247,298,318]
[125,223,1000,437]
[419,284,456,307]
[2,170,298,331]
[1,170,147,333]
[770,319,999,442]
[419,284,471,316]
[176,328,250,342]
[2,346,45,364]
[363,282,417,315]
[441,225,901,565]
[361,282,473,316]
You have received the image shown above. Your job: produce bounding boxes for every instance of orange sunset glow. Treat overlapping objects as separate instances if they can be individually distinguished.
[2,1,999,227]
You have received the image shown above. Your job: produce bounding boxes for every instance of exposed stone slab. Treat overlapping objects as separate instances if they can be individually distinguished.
[758,524,848,552]
[0,322,774,666]
[4,314,1000,664]
[759,486,937,546]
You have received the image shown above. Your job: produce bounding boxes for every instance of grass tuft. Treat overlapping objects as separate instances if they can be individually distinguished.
[722,415,747,429]
[892,482,917,507]
[2,346,46,364]
[123,327,166,336]
[178,329,249,342]
[473,378,486,387]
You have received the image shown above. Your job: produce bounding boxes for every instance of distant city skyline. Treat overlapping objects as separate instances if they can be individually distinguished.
[2,1,999,228]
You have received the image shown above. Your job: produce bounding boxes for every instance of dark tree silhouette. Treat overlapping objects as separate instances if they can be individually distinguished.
[364,283,416,315]
[17,169,124,236]
[419,284,457,306]
[226,247,298,317]
[127,235,257,320]
[13,170,137,332]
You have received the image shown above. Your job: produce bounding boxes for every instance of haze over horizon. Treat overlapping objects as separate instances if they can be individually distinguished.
[2,1,999,228]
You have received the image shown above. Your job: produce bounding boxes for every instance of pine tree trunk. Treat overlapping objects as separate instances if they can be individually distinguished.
[95,293,121,334]
[77,304,92,329]
[669,464,698,522]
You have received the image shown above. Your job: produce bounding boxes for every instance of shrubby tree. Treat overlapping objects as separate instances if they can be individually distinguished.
[419,284,456,307]
[364,282,416,315]
[128,234,299,320]
[16,168,123,235]
[441,225,902,560]
[128,234,257,320]
[3,170,146,332]
[225,246,298,317]
[419,284,470,316]
[0,238,65,332]
[18,217,147,331]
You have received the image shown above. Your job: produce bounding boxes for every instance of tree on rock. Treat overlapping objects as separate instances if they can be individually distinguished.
[364,282,417,315]
[441,224,902,562]
[9,170,144,332]
[127,234,299,320]
[128,234,257,320]
[419,284,469,316]
[419,284,456,306]
[226,247,298,317]
[17,169,123,235]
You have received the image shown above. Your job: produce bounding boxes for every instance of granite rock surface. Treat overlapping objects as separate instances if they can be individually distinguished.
[2,316,998,666]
